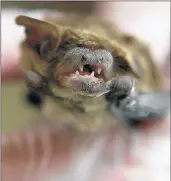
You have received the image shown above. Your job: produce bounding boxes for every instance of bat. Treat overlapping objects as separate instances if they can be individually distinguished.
[2,12,170,181]
[14,13,169,132]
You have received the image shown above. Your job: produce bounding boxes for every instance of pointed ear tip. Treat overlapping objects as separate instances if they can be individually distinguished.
[15,15,36,25]
[15,16,21,24]
[15,15,27,25]
[15,15,58,29]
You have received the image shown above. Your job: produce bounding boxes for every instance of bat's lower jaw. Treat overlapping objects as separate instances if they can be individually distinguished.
[60,74,110,97]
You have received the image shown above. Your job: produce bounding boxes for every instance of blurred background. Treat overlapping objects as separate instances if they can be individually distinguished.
[1,2,170,181]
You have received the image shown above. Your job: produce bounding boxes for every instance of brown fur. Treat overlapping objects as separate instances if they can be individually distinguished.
[16,13,164,133]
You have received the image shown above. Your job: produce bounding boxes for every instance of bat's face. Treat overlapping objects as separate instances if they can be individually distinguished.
[16,16,139,98]
[47,31,114,97]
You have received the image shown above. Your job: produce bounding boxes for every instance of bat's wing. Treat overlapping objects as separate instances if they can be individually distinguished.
[106,76,170,127]
[108,91,170,126]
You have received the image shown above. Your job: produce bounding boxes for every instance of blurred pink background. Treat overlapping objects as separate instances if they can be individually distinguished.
[2,2,170,181]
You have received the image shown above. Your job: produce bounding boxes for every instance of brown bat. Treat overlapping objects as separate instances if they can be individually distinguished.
[2,13,170,181]
[14,13,169,132]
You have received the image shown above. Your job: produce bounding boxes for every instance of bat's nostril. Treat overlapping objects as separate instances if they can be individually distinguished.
[82,55,87,61]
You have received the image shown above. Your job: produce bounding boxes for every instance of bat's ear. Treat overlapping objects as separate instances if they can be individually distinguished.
[111,41,142,79]
[15,15,62,50]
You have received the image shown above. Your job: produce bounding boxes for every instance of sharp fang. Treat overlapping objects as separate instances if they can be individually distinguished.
[97,67,102,74]
[90,71,95,77]
[79,65,83,72]
[75,71,79,75]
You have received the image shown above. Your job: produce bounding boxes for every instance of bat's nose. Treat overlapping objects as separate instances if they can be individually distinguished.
[64,47,113,70]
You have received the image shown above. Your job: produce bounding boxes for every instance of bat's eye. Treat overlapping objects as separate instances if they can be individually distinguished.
[59,40,72,48]
[34,44,41,56]
[63,40,70,45]
[77,43,83,47]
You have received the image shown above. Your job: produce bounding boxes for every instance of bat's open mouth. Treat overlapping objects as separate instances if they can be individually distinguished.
[74,64,105,80]
[55,47,114,97]
[57,63,110,97]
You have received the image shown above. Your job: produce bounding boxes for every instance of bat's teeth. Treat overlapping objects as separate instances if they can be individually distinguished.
[79,65,83,72]
[75,71,79,75]
[97,66,102,74]
[90,71,95,77]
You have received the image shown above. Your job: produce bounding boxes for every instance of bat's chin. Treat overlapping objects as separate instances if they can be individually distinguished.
[58,71,108,97]
[61,71,110,97]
